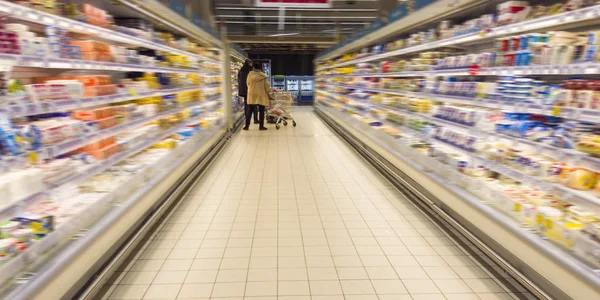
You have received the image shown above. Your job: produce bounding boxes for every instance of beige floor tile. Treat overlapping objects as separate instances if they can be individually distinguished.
[184,270,218,284]
[109,285,149,299]
[152,271,188,284]
[309,280,343,295]
[176,283,213,299]
[211,282,246,298]
[278,281,311,296]
[143,284,181,299]
[339,280,375,295]
[247,268,277,282]
[245,281,277,297]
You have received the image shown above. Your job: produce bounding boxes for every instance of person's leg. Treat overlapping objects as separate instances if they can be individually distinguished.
[244,104,254,130]
[253,104,259,124]
[259,105,267,130]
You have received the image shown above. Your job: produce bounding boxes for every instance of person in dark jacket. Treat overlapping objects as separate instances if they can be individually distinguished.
[238,59,258,124]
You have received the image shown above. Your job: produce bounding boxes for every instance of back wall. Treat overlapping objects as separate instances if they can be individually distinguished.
[248,53,316,76]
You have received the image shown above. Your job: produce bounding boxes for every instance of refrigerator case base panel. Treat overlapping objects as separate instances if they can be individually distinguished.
[314,103,600,300]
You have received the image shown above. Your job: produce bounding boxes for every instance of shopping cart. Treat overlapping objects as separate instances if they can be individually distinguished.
[267,91,297,130]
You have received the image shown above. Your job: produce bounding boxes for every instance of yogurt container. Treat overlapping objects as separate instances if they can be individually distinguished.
[536,206,563,233]
[10,228,33,246]
[0,238,17,258]
[0,221,20,238]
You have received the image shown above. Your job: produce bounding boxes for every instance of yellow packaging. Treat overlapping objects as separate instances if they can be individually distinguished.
[545,219,583,249]
[153,139,177,149]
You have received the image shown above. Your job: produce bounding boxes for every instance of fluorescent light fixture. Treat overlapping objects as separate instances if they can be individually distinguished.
[216,7,377,12]
[217,15,377,19]
[225,21,369,25]
[322,28,354,32]
[268,32,300,37]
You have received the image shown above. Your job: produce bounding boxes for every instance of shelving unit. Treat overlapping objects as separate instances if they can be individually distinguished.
[0,1,235,299]
[315,1,600,299]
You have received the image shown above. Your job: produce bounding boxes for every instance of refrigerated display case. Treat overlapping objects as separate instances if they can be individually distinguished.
[299,76,314,103]
[315,0,600,299]
[273,75,286,90]
[230,62,244,124]
[0,0,237,298]
[285,77,300,98]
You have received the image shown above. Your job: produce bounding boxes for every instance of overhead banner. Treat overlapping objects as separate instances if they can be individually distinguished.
[255,0,331,8]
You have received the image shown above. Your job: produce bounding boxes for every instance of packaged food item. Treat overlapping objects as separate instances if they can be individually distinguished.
[12,214,54,239]
[0,221,20,238]
[536,206,563,233]
[564,168,598,190]
[0,238,17,258]
[0,118,22,155]
[10,228,33,247]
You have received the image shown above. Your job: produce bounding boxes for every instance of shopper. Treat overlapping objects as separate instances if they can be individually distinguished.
[238,59,258,124]
[244,62,272,131]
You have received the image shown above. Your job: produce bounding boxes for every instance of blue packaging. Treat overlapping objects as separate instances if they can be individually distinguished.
[584,45,598,62]
[12,213,54,239]
[515,51,531,66]
[495,122,511,133]
[0,118,22,156]
[520,35,528,50]
[14,124,42,151]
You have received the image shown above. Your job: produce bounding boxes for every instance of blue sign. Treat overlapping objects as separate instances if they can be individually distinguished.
[169,0,185,17]
[415,0,438,10]
[368,19,384,33]
[192,14,203,28]
[388,3,408,23]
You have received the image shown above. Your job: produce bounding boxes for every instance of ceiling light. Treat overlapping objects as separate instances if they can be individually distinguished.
[268,32,300,37]
[321,28,354,32]
[224,21,369,25]
[215,7,377,12]
[216,15,376,19]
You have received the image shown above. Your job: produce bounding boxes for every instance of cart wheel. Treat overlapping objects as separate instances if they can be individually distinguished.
[293,121,297,127]
[283,120,288,126]
[276,124,280,130]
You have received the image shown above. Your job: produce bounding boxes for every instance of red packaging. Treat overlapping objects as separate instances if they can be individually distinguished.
[504,53,516,66]
[511,36,520,51]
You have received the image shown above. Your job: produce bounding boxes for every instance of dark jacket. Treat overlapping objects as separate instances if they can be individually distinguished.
[238,64,252,97]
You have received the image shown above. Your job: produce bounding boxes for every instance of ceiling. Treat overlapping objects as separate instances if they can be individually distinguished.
[211,0,393,53]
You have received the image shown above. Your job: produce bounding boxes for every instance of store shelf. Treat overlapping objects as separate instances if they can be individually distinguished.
[326,96,600,211]
[0,0,230,298]
[50,101,221,189]
[0,121,223,294]
[321,83,600,123]
[321,89,600,174]
[0,98,220,225]
[318,5,600,71]
[1,86,215,119]
[0,53,215,74]
[0,0,218,62]
[50,97,219,159]
[318,62,600,78]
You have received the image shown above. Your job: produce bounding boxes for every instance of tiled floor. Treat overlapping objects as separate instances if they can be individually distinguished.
[101,107,531,299]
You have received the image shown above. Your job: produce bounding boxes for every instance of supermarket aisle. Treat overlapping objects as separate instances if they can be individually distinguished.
[102,107,528,300]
